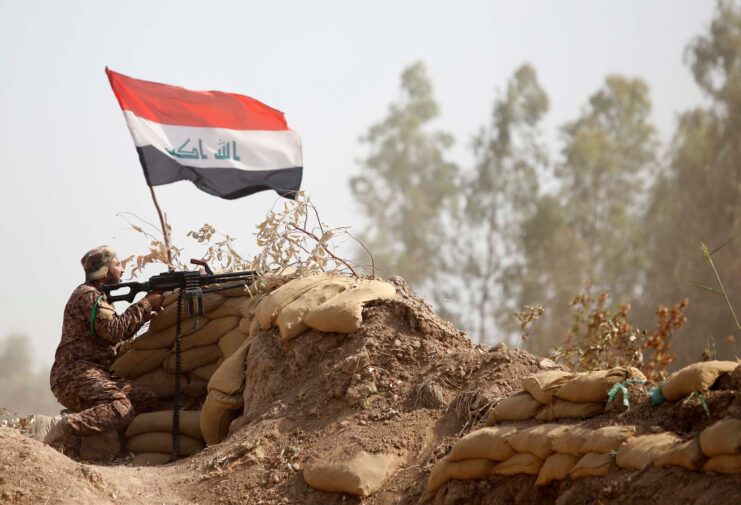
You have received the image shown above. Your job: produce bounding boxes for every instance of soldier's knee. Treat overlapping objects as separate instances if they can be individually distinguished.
[111,398,135,425]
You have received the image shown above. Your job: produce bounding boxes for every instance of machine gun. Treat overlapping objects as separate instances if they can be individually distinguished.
[103,259,257,461]
[102,259,257,323]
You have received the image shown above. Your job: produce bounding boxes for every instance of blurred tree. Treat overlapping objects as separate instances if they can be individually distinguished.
[520,75,659,355]
[459,64,549,343]
[642,0,741,363]
[350,61,459,291]
[0,333,62,417]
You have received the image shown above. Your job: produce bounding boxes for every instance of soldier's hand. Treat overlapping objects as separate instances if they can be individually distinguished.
[145,291,164,312]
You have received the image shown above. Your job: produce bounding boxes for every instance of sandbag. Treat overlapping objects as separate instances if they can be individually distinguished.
[164,345,221,373]
[580,425,636,454]
[111,348,169,379]
[552,425,593,456]
[615,432,682,470]
[206,297,250,319]
[570,452,613,478]
[192,360,223,381]
[239,316,252,334]
[535,399,603,421]
[180,317,240,350]
[218,328,249,358]
[126,432,204,456]
[131,322,200,350]
[249,317,261,337]
[522,370,575,404]
[447,426,517,462]
[133,368,188,398]
[507,424,569,459]
[535,453,579,486]
[304,451,401,497]
[150,293,225,332]
[209,338,250,395]
[654,437,705,470]
[255,274,332,329]
[556,367,646,403]
[699,418,741,457]
[485,393,542,424]
[492,453,543,475]
[239,296,260,318]
[125,410,203,441]
[426,458,494,493]
[303,279,396,334]
[200,390,243,446]
[132,452,171,466]
[277,277,354,341]
[703,455,741,474]
[661,361,738,401]
[162,291,179,307]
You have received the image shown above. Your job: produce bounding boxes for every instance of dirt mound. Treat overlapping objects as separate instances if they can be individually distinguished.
[1,276,739,504]
[0,428,187,504]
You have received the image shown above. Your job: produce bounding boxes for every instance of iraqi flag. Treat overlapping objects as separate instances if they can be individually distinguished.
[106,68,302,200]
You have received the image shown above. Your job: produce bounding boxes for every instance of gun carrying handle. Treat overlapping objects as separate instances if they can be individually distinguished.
[190,258,214,275]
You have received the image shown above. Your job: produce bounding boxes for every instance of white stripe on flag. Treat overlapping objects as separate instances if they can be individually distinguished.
[122,111,303,171]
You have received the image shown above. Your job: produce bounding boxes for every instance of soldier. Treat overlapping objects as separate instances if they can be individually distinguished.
[44,245,164,447]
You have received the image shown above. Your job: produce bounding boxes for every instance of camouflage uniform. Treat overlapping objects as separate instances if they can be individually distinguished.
[49,246,157,436]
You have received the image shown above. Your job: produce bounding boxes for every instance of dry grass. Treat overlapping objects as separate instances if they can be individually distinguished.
[413,377,447,410]
[449,390,495,431]
[119,191,372,297]
[549,283,686,380]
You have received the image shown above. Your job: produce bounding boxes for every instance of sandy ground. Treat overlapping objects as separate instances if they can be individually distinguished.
[2,277,740,505]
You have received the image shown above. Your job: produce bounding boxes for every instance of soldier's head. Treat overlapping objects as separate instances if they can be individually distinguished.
[81,245,123,284]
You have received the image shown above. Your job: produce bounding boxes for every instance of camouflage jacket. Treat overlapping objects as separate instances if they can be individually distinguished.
[53,282,153,374]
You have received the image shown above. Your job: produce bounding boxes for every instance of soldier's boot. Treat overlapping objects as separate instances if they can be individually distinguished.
[80,430,121,461]
[43,414,74,448]
[31,414,54,442]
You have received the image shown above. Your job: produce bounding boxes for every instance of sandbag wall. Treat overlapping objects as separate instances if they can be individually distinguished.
[110,285,256,461]
[487,367,647,424]
[429,360,741,492]
[125,410,205,465]
[115,273,397,461]
[206,273,396,445]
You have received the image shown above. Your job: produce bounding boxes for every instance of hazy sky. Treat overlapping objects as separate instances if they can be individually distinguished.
[0,0,715,367]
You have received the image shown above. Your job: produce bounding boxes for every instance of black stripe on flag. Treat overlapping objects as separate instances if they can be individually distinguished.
[136,145,302,200]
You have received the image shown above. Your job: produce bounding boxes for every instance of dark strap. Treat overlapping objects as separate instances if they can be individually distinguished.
[89,295,104,336]
[171,290,183,462]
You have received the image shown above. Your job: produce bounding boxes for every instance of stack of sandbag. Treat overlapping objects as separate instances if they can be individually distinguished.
[201,336,251,446]
[486,367,646,424]
[699,418,741,474]
[125,410,205,465]
[660,360,739,401]
[429,421,721,492]
[429,418,741,492]
[110,289,256,399]
[428,423,585,491]
[427,425,517,493]
[199,273,397,446]
[254,273,396,339]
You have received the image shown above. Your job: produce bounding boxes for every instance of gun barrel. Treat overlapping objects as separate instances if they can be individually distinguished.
[200,282,252,295]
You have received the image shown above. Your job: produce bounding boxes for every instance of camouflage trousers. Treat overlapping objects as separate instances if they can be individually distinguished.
[50,361,157,436]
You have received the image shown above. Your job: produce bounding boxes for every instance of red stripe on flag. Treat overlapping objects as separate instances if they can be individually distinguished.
[106,68,289,131]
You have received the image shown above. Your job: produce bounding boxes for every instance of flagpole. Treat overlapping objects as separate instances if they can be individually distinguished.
[148,184,174,270]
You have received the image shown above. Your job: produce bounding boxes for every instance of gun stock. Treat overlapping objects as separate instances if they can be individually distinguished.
[101,281,150,303]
